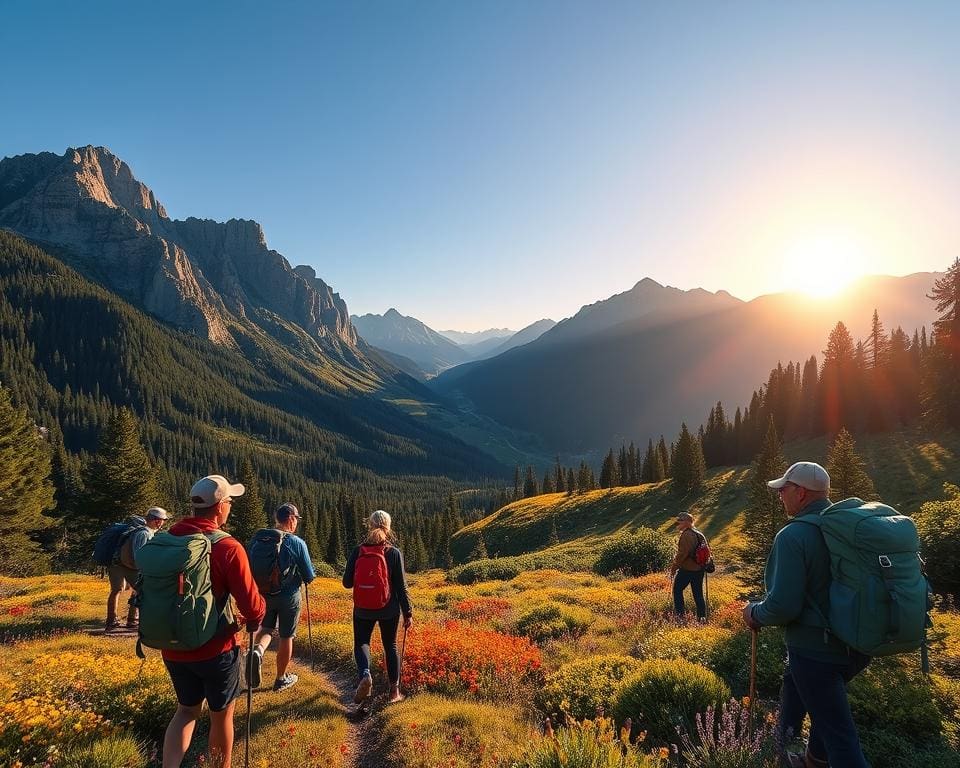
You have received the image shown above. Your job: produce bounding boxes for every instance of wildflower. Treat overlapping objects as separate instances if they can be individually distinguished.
[658,747,669,759]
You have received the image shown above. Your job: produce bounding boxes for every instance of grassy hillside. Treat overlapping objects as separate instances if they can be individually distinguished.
[451,425,960,566]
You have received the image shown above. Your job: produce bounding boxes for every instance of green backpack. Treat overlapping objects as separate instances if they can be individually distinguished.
[132,529,233,658]
[798,498,932,662]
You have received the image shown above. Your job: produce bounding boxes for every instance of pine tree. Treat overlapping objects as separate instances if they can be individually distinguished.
[736,416,787,597]
[523,466,538,498]
[406,531,429,573]
[600,449,618,489]
[641,439,655,483]
[325,511,346,568]
[826,428,878,501]
[81,408,161,528]
[229,455,265,546]
[671,423,706,495]
[469,534,489,561]
[548,515,560,546]
[542,470,554,494]
[0,384,55,575]
[657,436,670,479]
[554,456,565,493]
[566,468,576,496]
[924,258,960,428]
[514,465,522,499]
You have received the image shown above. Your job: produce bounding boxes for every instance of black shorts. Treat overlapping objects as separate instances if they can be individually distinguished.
[163,647,241,712]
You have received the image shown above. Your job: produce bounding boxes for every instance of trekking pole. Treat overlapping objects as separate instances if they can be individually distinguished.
[704,572,710,619]
[245,630,253,768]
[305,583,315,671]
[747,628,758,737]
[398,623,408,694]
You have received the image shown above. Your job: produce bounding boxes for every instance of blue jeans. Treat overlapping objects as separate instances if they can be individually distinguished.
[673,570,706,619]
[779,649,871,767]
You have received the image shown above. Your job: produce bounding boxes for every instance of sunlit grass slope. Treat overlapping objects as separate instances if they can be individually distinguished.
[451,426,960,567]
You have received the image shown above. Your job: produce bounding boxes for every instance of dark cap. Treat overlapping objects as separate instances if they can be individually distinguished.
[675,511,694,522]
[275,502,301,523]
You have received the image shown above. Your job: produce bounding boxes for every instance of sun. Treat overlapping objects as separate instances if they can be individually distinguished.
[780,231,868,298]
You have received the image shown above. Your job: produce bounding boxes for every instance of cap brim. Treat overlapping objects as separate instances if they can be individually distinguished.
[767,477,789,489]
[228,482,246,498]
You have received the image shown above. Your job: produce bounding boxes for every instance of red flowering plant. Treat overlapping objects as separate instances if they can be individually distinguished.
[451,597,511,625]
[391,620,543,700]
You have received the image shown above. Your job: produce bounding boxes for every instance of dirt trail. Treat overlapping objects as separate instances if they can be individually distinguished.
[325,670,384,768]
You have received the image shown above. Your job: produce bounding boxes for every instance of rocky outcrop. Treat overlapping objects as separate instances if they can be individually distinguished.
[0,146,360,357]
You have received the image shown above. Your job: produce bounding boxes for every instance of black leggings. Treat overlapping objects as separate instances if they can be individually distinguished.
[353,615,400,684]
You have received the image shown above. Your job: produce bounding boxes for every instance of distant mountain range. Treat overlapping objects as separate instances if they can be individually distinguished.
[351,310,556,377]
[431,274,942,457]
[0,146,505,497]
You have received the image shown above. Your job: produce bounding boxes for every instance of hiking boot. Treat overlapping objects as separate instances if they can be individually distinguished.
[273,673,298,693]
[105,621,122,633]
[354,671,372,703]
[247,647,263,689]
[125,620,139,630]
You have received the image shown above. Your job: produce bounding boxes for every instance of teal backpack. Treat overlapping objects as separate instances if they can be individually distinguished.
[798,498,932,665]
[132,530,233,658]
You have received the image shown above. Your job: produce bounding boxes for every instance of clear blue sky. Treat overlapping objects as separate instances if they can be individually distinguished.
[3,1,958,331]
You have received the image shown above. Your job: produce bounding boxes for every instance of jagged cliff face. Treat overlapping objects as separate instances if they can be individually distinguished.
[0,146,359,358]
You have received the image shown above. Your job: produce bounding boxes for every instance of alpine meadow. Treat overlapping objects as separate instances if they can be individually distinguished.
[3,4,960,768]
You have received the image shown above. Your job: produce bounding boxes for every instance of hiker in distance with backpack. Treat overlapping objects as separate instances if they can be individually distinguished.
[247,501,317,693]
[96,506,168,632]
[146,474,266,768]
[669,510,711,622]
[743,461,871,768]
[343,510,413,705]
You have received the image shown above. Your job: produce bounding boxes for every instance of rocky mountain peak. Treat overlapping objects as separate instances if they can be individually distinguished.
[0,146,360,359]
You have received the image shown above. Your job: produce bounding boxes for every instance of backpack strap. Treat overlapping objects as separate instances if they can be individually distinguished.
[788,516,832,642]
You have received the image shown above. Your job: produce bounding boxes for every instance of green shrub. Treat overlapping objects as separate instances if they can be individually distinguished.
[859,729,959,768]
[311,561,338,579]
[59,735,148,768]
[708,629,786,698]
[449,558,522,584]
[513,717,663,768]
[915,483,960,599]
[639,626,734,667]
[613,659,730,746]
[514,602,594,642]
[848,658,944,744]
[536,654,635,721]
[593,529,673,577]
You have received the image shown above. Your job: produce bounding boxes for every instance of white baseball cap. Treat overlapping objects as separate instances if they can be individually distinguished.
[767,462,830,492]
[145,506,169,520]
[190,474,245,508]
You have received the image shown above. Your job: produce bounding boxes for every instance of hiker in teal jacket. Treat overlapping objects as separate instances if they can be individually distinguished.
[743,461,870,768]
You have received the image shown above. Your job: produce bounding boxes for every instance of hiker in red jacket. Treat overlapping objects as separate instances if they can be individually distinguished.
[161,475,266,768]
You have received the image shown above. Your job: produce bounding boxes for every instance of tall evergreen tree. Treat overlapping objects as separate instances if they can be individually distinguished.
[229,455,265,546]
[406,531,429,573]
[542,470,555,495]
[325,510,346,569]
[656,436,670,478]
[81,408,161,528]
[548,515,560,546]
[641,439,655,483]
[566,468,577,496]
[671,423,706,495]
[924,257,960,428]
[826,428,878,501]
[600,449,618,489]
[0,384,55,575]
[469,533,489,561]
[554,456,565,493]
[523,466,538,498]
[736,416,787,597]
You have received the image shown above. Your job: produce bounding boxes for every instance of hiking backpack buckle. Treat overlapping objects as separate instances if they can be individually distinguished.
[878,555,892,568]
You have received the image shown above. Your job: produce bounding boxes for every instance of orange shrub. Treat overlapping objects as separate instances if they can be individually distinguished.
[396,620,542,699]
[452,597,512,623]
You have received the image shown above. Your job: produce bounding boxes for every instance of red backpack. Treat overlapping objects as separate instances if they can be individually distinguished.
[353,544,391,610]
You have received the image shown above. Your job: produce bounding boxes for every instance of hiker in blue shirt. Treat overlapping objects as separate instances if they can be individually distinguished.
[105,506,168,631]
[246,502,316,693]
[743,462,870,768]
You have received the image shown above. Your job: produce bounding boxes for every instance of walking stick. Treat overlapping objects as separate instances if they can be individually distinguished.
[305,583,315,671]
[704,572,710,619]
[748,628,758,737]
[245,630,254,768]
[398,623,408,693]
